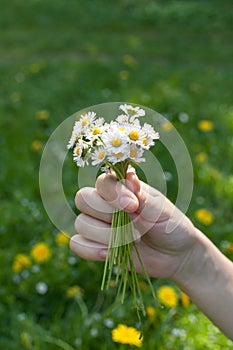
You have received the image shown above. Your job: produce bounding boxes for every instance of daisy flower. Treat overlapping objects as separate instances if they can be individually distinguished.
[107,149,128,164]
[119,104,145,118]
[91,147,107,165]
[89,118,106,141]
[79,111,96,130]
[73,141,90,167]
[67,121,83,149]
[129,144,145,163]
[127,124,144,145]
[141,123,159,149]
[102,128,128,154]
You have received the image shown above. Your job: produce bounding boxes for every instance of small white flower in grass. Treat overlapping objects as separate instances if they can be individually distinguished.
[35,281,48,295]
[92,147,107,165]
[104,318,114,328]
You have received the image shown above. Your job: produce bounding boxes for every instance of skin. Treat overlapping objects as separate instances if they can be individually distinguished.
[70,171,233,340]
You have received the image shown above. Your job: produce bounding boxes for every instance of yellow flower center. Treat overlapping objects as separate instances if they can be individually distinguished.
[98,151,105,160]
[118,127,125,131]
[130,149,137,158]
[142,138,147,146]
[115,152,124,158]
[81,119,88,127]
[93,127,101,135]
[111,137,122,147]
[75,147,81,155]
[129,130,139,141]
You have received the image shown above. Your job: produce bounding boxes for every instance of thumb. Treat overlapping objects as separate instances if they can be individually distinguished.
[96,172,139,213]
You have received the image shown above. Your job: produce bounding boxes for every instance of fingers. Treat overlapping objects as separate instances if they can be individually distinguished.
[75,213,110,245]
[96,172,139,213]
[70,235,107,261]
[75,187,113,223]
[96,172,171,225]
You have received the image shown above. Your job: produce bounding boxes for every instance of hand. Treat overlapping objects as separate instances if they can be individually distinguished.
[70,170,198,280]
[70,171,233,338]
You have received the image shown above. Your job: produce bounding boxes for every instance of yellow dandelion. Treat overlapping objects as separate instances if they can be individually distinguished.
[181,291,190,308]
[198,120,214,132]
[12,254,31,273]
[157,285,178,308]
[123,54,137,67]
[10,91,21,103]
[66,285,84,298]
[123,55,137,67]
[195,208,214,225]
[55,232,70,245]
[161,121,173,132]
[31,140,42,151]
[146,306,156,321]
[36,110,49,120]
[195,152,207,163]
[112,324,142,347]
[226,242,233,254]
[20,331,32,349]
[29,63,41,73]
[31,242,51,263]
[119,70,129,80]
[211,169,221,180]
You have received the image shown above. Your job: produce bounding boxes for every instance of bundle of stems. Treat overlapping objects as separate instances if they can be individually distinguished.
[101,161,156,319]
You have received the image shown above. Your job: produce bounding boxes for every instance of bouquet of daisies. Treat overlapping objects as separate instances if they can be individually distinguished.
[68,104,159,318]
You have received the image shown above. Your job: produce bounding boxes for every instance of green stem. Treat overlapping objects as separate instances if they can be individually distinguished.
[100,160,156,325]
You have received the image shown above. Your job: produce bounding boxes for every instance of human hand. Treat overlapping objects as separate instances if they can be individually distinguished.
[70,170,198,280]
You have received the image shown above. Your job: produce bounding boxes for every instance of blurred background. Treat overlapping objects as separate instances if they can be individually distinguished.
[1,0,233,348]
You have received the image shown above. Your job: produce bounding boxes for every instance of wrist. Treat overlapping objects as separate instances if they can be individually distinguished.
[171,228,233,339]
[171,228,210,289]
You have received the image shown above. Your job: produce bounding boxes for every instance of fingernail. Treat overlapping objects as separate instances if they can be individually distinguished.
[99,249,108,260]
[119,196,137,212]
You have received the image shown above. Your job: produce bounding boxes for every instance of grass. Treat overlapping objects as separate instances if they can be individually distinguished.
[0,0,233,348]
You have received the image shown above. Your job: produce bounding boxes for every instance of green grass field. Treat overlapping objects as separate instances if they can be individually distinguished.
[1,0,233,348]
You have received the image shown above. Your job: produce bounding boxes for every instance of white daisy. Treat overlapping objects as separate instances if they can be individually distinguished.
[141,123,159,149]
[107,149,128,164]
[67,130,77,149]
[142,123,160,140]
[67,121,83,149]
[127,124,144,145]
[128,144,145,163]
[79,111,96,130]
[102,128,128,154]
[119,104,145,121]
[73,140,90,167]
[91,147,107,166]
[89,118,106,141]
